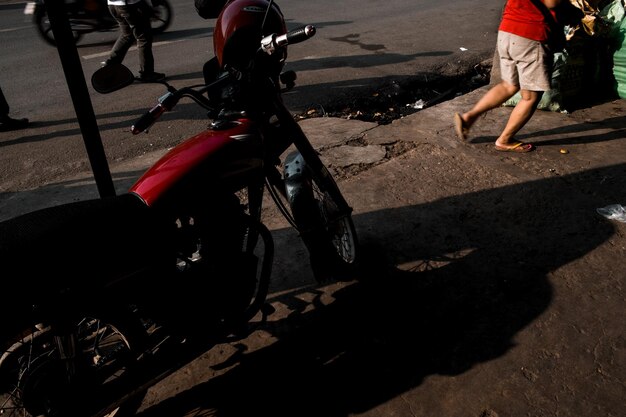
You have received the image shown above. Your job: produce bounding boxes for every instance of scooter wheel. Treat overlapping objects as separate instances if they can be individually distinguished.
[34,10,82,46]
[150,0,173,34]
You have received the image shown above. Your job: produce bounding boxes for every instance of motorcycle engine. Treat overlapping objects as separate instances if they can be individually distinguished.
[143,195,262,335]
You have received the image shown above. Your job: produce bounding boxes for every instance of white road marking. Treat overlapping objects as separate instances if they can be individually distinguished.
[81,39,183,60]
[0,26,32,33]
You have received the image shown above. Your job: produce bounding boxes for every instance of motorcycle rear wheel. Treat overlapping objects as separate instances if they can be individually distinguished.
[0,315,145,417]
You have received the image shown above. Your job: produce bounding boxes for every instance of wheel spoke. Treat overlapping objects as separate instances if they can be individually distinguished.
[0,318,136,416]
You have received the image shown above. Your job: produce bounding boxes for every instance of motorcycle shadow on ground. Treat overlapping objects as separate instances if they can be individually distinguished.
[135,164,622,416]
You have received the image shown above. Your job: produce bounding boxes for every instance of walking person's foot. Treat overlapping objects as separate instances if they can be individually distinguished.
[0,116,29,132]
[494,141,534,153]
[139,72,166,83]
[453,112,470,141]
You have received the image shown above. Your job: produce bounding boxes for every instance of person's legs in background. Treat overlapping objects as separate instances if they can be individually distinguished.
[454,31,549,153]
[106,5,135,65]
[0,86,29,132]
[494,88,541,150]
[105,3,164,82]
[132,2,156,77]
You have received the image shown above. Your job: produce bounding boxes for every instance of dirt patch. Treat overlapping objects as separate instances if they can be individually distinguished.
[330,140,422,181]
[296,62,491,124]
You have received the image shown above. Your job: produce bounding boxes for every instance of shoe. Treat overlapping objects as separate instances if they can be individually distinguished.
[139,72,166,83]
[494,141,534,153]
[454,112,469,141]
[0,116,29,132]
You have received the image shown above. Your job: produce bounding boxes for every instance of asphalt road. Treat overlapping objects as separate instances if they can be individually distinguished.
[0,0,504,197]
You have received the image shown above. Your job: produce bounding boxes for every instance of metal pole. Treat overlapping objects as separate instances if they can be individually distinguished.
[42,0,116,198]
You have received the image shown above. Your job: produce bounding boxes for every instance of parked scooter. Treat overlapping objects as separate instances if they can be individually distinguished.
[24,0,172,46]
[0,1,359,416]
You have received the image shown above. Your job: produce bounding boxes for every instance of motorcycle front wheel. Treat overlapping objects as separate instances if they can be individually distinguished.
[0,316,145,417]
[306,183,360,282]
[282,151,360,282]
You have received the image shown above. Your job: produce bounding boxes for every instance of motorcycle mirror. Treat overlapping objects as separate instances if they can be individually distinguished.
[91,63,135,94]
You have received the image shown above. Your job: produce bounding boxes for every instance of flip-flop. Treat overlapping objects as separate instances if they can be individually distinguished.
[454,112,469,141]
[494,142,535,153]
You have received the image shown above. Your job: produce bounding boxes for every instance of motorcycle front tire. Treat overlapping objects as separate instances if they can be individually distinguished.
[283,151,360,282]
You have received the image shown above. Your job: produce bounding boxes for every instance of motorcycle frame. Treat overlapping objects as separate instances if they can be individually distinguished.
[129,76,352,227]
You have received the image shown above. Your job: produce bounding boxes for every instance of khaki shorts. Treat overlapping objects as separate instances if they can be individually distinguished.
[497,31,552,92]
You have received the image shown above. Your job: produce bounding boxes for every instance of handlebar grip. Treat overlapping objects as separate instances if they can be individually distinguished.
[284,25,316,45]
[266,25,316,52]
[131,104,167,134]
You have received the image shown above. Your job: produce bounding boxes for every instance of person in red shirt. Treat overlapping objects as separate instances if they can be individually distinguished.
[454,0,563,152]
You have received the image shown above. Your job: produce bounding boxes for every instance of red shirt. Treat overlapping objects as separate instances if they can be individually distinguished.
[499,0,556,42]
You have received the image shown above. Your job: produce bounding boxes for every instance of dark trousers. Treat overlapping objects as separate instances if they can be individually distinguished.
[0,86,9,118]
[108,2,154,74]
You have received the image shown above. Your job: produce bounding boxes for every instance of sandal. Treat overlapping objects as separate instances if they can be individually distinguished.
[494,142,534,153]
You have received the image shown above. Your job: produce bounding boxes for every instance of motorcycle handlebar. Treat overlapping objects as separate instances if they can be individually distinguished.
[260,25,316,55]
[131,24,315,134]
[132,90,180,134]
[280,24,316,46]
[131,76,224,134]
[131,103,167,134]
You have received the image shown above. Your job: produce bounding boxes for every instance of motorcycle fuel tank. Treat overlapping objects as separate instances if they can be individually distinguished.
[130,119,263,206]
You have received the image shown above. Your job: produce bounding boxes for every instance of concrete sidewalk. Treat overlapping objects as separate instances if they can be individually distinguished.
[2,87,625,221]
[2,88,625,416]
[132,90,626,416]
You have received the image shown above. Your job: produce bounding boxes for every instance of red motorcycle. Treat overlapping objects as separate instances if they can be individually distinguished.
[0,1,359,416]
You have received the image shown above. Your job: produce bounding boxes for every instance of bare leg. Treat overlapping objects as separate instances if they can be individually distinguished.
[461,81,519,128]
[495,88,541,148]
